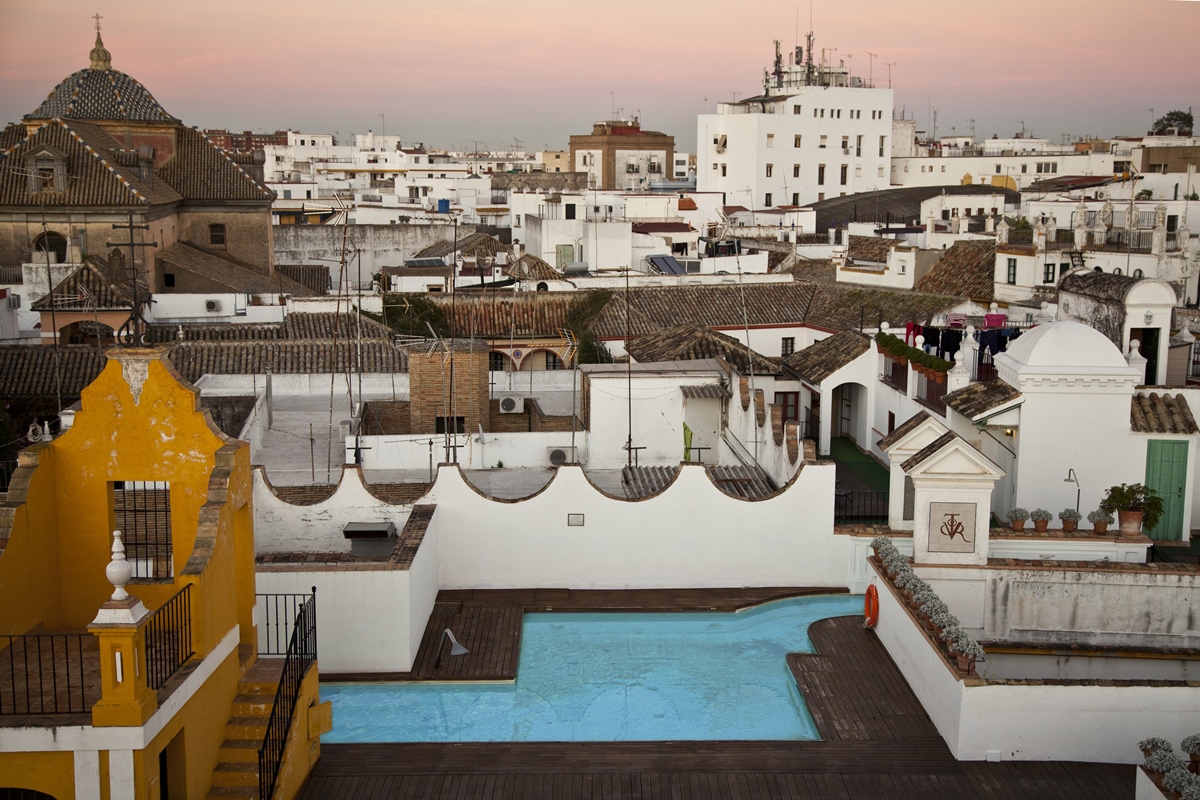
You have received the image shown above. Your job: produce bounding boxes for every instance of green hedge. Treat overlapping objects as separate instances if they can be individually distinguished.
[875,332,952,372]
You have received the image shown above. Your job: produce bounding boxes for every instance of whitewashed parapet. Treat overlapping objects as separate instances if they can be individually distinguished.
[254,465,418,554]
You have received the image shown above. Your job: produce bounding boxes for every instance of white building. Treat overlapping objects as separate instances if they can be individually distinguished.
[697,38,894,209]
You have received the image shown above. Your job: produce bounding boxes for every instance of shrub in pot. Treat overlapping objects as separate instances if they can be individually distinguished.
[1007,507,1029,532]
[1030,508,1053,532]
[1183,734,1200,774]
[1088,509,1114,534]
[948,634,985,673]
[1163,768,1196,796]
[1142,737,1176,759]
[1100,483,1164,535]
[1058,508,1082,532]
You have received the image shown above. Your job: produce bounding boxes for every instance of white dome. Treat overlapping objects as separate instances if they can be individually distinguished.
[1001,320,1128,370]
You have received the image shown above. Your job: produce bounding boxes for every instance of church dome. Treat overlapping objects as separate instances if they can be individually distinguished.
[24,33,179,124]
[1000,320,1129,371]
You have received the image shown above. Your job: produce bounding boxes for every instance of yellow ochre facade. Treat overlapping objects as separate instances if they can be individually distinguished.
[0,348,324,799]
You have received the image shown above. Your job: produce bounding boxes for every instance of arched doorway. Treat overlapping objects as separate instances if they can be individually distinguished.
[32,231,68,264]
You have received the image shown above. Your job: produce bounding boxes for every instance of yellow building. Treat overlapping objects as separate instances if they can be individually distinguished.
[0,347,326,799]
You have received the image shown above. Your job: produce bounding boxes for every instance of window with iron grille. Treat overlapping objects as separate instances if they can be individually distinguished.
[112,481,172,580]
[545,351,564,370]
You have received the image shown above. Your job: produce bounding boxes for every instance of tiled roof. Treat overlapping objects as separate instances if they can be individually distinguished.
[0,119,181,208]
[678,198,698,211]
[503,254,562,282]
[1131,392,1199,435]
[158,243,318,296]
[944,380,1021,419]
[680,383,726,399]
[155,127,274,202]
[589,283,959,339]
[144,312,391,344]
[1059,270,1142,302]
[627,322,781,376]
[876,410,933,451]
[414,232,510,260]
[901,431,959,472]
[783,330,871,384]
[0,124,27,151]
[848,236,895,263]
[619,465,776,499]
[0,346,107,397]
[777,256,837,283]
[276,265,330,294]
[805,186,1019,232]
[30,257,148,311]
[429,292,575,338]
[25,66,180,123]
[916,241,997,301]
[166,339,407,383]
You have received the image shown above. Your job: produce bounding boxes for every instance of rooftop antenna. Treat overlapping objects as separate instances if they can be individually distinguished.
[865,51,876,87]
[885,61,895,89]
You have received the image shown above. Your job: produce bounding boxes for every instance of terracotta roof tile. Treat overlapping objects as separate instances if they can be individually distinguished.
[503,254,563,282]
[30,257,148,311]
[915,241,996,301]
[901,430,959,472]
[944,380,1021,419]
[166,339,406,383]
[1131,392,1199,434]
[847,235,895,263]
[415,232,509,260]
[1059,270,1142,302]
[783,330,871,384]
[429,292,576,338]
[276,265,330,294]
[778,256,837,283]
[158,243,317,295]
[628,322,780,375]
[0,345,107,397]
[876,410,934,451]
[26,67,180,123]
[144,311,390,344]
[155,127,274,202]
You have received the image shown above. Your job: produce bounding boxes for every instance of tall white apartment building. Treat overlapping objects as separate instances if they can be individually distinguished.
[697,37,894,209]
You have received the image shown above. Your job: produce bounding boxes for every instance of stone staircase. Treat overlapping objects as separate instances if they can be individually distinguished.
[206,658,284,799]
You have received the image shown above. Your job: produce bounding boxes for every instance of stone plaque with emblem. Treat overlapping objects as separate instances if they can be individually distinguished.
[928,502,976,553]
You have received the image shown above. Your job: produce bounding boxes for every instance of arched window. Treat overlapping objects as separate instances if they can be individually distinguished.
[32,231,68,264]
[1114,268,1122,276]
[208,224,226,246]
[488,352,509,372]
[1133,269,1144,279]
[545,351,563,370]
[536,282,549,292]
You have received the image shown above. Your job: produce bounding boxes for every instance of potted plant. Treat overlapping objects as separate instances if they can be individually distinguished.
[1142,736,1175,760]
[1163,767,1196,798]
[929,609,958,638]
[1183,734,1200,774]
[1147,751,1189,792]
[1008,507,1029,532]
[1058,508,1082,532]
[1100,483,1165,535]
[1030,508,1053,532]
[948,634,985,673]
[1088,509,1114,534]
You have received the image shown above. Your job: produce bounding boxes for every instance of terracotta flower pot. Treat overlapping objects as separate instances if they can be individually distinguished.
[1062,519,1077,532]
[954,653,976,673]
[1033,519,1049,532]
[1011,519,1026,532]
[1118,509,1144,535]
[1190,752,1199,774]
[1093,521,1109,533]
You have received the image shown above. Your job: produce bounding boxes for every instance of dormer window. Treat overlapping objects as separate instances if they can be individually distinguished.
[24,147,68,194]
[209,224,226,246]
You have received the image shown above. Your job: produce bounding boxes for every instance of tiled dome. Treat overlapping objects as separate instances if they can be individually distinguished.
[24,33,179,124]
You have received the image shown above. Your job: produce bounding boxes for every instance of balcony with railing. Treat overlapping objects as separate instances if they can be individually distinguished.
[0,266,23,284]
[1093,228,1154,253]
[0,535,196,724]
[881,354,908,394]
[915,369,947,415]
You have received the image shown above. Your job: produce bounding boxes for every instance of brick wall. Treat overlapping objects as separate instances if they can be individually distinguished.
[489,399,531,432]
[530,398,582,432]
[408,345,490,434]
[361,401,411,435]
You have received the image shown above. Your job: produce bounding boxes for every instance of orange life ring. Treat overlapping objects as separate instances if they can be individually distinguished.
[863,584,880,628]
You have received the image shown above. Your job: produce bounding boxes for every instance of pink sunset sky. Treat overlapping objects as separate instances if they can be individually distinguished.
[1,0,1197,153]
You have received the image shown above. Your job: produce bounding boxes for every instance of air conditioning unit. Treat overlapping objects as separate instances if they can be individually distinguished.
[205,299,221,312]
[498,395,525,414]
[7,293,20,309]
[547,446,577,467]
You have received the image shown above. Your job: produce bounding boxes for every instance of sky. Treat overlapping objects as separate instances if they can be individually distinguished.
[1,0,1198,153]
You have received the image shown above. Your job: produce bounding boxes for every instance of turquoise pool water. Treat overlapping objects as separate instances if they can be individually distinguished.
[323,594,860,742]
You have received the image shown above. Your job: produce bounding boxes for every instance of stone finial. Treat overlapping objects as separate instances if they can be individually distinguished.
[89,32,112,71]
[995,217,1010,245]
[106,530,133,601]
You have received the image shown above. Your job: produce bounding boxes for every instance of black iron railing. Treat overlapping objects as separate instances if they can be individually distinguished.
[1148,544,1199,565]
[145,584,193,690]
[0,633,92,715]
[256,592,316,656]
[882,355,908,393]
[259,588,317,800]
[916,372,947,415]
[834,490,889,525]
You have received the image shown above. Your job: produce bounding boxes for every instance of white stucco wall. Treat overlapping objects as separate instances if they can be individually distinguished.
[425,462,847,589]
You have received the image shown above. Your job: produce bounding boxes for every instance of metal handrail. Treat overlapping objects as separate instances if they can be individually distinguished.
[255,592,314,656]
[258,588,317,800]
[0,633,91,715]
[145,584,193,690]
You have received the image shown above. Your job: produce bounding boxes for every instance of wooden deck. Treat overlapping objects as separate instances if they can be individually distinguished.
[302,594,1132,799]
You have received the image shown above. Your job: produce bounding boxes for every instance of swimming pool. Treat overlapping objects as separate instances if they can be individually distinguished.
[323,593,860,742]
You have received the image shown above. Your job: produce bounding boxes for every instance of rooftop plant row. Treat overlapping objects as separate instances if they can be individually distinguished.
[874,332,952,373]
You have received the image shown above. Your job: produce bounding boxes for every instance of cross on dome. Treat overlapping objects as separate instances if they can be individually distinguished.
[89,15,112,71]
